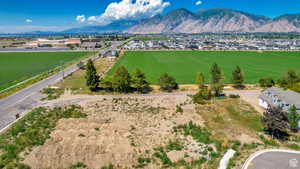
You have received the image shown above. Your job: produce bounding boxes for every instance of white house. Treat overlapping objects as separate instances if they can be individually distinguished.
[259,87,300,127]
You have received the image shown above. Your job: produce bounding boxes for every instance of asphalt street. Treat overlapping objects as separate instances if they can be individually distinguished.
[0,42,121,130]
[247,151,300,169]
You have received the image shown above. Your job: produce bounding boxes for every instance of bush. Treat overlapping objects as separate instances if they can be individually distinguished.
[101,164,114,169]
[153,147,172,167]
[166,139,183,151]
[173,121,213,144]
[228,94,240,98]
[192,87,212,104]
[176,105,183,113]
[70,162,87,168]
[41,87,64,100]
[259,78,275,87]
[158,73,178,92]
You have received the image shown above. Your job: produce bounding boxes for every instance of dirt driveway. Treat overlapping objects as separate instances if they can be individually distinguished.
[224,90,264,114]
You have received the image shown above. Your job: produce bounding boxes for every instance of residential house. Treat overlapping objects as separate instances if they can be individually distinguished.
[259,87,300,128]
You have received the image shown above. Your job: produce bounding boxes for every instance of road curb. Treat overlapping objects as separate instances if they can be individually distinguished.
[242,149,300,169]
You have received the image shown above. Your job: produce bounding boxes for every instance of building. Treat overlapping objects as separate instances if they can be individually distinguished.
[259,87,300,113]
[24,38,81,48]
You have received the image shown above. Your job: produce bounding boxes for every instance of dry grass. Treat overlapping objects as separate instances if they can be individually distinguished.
[57,58,116,94]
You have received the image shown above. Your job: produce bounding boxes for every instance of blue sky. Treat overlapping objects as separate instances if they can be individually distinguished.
[0,0,300,33]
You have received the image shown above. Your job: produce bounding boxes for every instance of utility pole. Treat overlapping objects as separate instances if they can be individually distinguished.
[60,60,64,79]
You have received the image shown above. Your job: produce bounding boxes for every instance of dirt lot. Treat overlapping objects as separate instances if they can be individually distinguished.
[11,86,270,169]
[23,94,207,169]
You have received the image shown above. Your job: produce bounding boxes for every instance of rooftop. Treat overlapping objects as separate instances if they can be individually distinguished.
[265,87,300,107]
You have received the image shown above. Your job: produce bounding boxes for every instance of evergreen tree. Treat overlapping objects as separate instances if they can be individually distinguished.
[99,75,113,91]
[210,63,224,96]
[158,73,178,92]
[286,69,299,84]
[112,66,131,92]
[232,66,245,88]
[131,69,150,93]
[210,63,222,84]
[288,105,299,132]
[195,72,205,88]
[85,59,99,91]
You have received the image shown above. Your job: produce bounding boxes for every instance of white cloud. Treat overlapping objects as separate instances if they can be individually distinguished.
[87,0,170,25]
[76,15,86,23]
[25,19,33,23]
[195,0,202,6]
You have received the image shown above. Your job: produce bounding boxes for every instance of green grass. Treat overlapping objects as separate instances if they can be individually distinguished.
[0,51,93,90]
[109,51,300,84]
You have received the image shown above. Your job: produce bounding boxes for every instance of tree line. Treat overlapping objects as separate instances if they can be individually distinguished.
[259,69,300,92]
[86,58,299,94]
[85,59,246,95]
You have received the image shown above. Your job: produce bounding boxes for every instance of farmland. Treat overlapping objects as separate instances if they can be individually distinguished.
[0,51,93,90]
[109,51,300,84]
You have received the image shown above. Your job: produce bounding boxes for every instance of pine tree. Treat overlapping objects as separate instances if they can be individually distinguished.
[232,66,245,88]
[288,105,299,132]
[210,63,223,96]
[131,69,150,93]
[210,63,222,84]
[85,59,99,91]
[286,69,299,84]
[112,66,131,92]
[195,72,205,88]
[158,73,178,92]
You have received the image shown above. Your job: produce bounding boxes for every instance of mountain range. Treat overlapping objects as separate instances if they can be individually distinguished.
[64,7,300,34]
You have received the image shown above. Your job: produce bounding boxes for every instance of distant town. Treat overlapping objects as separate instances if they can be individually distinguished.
[1,33,300,52]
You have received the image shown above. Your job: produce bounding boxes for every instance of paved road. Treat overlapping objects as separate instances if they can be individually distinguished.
[0,41,122,130]
[244,150,300,169]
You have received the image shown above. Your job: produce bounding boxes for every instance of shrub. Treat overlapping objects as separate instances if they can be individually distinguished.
[166,139,183,151]
[158,73,178,92]
[133,157,151,168]
[259,78,275,87]
[41,87,64,100]
[176,105,183,113]
[153,147,172,167]
[228,94,240,98]
[192,87,212,104]
[70,162,87,168]
[101,164,114,169]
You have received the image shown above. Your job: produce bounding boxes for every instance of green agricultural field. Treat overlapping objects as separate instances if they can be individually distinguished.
[109,51,300,84]
[0,51,93,90]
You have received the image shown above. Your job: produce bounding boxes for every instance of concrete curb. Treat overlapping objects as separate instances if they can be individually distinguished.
[218,149,236,169]
[242,149,300,169]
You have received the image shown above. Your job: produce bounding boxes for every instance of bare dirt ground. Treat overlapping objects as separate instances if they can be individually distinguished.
[225,90,264,114]
[23,94,205,169]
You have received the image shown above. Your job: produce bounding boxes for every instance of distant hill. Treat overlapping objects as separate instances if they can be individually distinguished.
[125,7,300,34]
[24,8,300,34]
[62,20,138,34]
